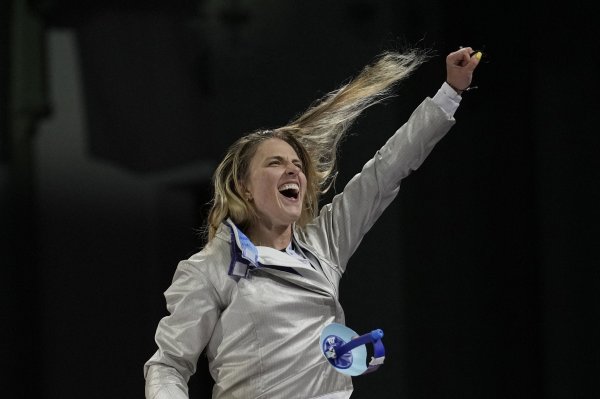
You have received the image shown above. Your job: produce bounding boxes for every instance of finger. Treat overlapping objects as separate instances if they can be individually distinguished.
[459,46,473,56]
[455,50,471,67]
[447,47,472,66]
[456,46,473,54]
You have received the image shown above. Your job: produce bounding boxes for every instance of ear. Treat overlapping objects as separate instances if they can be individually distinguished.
[239,181,252,201]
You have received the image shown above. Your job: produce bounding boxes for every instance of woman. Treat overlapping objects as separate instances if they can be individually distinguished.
[145,46,482,399]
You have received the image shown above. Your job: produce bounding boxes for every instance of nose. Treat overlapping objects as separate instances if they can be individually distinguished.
[286,162,300,175]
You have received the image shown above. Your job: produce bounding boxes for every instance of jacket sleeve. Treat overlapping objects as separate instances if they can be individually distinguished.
[303,97,456,272]
[144,260,222,399]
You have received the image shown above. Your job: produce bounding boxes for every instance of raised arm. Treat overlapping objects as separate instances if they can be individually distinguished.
[301,47,482,272]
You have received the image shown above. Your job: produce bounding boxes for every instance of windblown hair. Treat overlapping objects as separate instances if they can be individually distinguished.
[206,49,430,240]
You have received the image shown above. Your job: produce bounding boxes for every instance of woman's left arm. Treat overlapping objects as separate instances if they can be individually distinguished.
[304,48,482,271]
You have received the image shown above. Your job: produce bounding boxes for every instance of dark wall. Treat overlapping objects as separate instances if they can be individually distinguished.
[2,1,598,398]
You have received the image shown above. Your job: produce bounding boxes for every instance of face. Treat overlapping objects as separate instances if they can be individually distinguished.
[244,138,307,229]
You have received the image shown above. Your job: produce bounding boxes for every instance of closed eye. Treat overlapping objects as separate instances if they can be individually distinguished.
[265,157,302,170]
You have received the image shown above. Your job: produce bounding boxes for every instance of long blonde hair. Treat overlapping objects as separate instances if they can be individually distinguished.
[206,49,429,240]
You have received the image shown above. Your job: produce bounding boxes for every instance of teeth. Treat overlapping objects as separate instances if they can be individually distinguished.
[278,183,299,192]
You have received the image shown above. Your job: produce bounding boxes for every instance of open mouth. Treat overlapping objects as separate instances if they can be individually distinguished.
[278,183,299,200]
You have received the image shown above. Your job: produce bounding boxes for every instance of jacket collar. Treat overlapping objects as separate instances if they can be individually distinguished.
[219,219,337,298]
[222,219,313,277]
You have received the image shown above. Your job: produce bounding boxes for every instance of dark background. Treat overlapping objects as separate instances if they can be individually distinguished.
[2,1,598,398]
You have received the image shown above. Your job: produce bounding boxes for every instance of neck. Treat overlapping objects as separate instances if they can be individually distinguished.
[246,222,292,250]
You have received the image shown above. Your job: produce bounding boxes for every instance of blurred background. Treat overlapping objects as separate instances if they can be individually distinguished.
[1,0,598,398]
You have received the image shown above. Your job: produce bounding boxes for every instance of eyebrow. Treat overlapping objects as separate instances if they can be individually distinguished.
[265,155,302,165]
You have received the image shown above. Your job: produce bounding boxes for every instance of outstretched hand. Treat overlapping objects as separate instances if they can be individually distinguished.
[446,47,482,94]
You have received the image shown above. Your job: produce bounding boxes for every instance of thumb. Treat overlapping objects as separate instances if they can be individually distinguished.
[466,51,483,71]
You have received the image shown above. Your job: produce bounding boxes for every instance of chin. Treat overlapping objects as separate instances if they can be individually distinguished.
[283,212,302,226]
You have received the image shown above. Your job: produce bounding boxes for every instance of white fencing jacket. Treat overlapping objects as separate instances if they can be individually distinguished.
[144,84,460,399]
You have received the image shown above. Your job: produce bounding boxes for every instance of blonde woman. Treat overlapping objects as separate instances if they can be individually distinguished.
[145,46,482,399]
